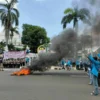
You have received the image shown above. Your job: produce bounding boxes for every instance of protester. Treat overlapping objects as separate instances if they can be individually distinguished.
[25,57,30,67]
[76,60,80,70]
[66,59,72,71]
[80,61,84,70]
[0,57,3,71]
[61,58,66,70]
[3,58,25,68]
[88,58,94,85]
[84,61,89,72]
[88,54,100,96]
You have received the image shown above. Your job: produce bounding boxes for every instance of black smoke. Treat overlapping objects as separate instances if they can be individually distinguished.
[72,0,100,47]
[30,29,77,71]
[77,0,100,34]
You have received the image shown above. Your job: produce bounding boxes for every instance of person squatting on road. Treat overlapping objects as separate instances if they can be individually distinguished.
[88,54,100,96]
[61,58,66,70]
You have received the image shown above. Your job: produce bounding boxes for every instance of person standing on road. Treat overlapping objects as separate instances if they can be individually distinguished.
[67,59,71,71]
[61,58,66,70]
[0,57,3,71]
[76,60,80,70]
[88,59,93,85]
[88,54,100,96]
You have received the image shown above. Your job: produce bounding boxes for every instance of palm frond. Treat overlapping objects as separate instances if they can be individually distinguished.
[0,12,7,26]
[15,30,19,34]
[10,0,18,4]
[0,3,7,9]
[1,17,7,26]
[10,0,18,7]
[61,15,67,24]
[0,11,6,20]
[0,9,6,14]
[64,8,74,14]
[5,0,9,4]
[61,14,73,28]
[61,14,73,24]
[12,8,19,17]
[10,12,15,24]
[79,8,90,19]
[63,22,67,29]
[78,8,90,25]
[11,12,19,25]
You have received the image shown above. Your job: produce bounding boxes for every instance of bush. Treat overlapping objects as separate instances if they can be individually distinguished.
[15,47,24,51]
[0,41,6,51]
[8,44,15,51]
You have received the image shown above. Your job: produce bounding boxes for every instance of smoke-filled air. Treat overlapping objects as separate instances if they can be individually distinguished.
[30,29,77,71]
[30,0,100,70]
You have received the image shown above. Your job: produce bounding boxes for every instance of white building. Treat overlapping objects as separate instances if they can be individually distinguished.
[0,31,22,46]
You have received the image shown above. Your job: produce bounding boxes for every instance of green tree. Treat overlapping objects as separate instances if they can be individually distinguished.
[61,7,90,31]
[0,41,6,51]
[0,0,19,45]
[10,26,19,44]
[22,24,50,53]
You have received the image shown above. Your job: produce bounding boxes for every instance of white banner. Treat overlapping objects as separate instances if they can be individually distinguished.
[3,51,26,59]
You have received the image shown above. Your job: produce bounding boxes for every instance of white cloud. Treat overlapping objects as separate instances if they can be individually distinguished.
[0,0,10,3]
[0,0,18,8]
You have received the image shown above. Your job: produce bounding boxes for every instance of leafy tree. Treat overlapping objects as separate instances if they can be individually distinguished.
[61,7,90,31]
[0,41,6,51]
[0,0,19,45]
[22,24,50,53]
[10,26,19,44]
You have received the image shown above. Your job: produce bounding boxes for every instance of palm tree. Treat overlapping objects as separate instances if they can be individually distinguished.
[0,0,19,45]
[61,7,90,59]
[10,26,19,44]
[61,7,90,32]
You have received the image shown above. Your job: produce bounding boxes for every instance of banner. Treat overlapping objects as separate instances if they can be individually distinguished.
[3,51,26,59]
[37,45,46,53]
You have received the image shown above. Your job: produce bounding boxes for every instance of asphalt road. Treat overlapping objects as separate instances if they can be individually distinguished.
[0,70,100,100]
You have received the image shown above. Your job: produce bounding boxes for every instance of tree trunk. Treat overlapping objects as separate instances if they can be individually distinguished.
[74,22,78,59]
[11,36,13,44]
[5,28,10,45]
[75,21,78,34]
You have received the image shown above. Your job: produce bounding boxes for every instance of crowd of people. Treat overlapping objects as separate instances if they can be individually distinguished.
[60,53,100,96]
[60,59,72,71]
[0,58,25,68]
[0,51,100,96]
[60,58,89,71]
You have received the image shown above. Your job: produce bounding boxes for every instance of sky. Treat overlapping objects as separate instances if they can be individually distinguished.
[0,0,74,38]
